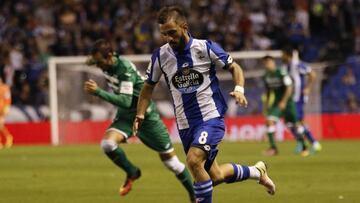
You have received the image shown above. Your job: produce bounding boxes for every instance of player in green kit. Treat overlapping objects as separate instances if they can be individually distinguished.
[261,56,309,156]
[84,39,195,202]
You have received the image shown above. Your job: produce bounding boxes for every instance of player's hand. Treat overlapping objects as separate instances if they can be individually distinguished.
[84,79,98,94]
[230,91,248,107]
[132,115,144,136]
[278,101,286,111]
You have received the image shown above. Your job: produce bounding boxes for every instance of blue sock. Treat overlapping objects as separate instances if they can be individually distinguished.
[226,163,250,183]
[304,127,316,144]
[193,179,213,203]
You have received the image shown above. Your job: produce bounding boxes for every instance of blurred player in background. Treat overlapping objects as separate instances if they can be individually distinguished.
[84,39,195,202]
[282,48,322,153]
[262,56,308,156]
[0,78,12,149]
[134,6,275,203]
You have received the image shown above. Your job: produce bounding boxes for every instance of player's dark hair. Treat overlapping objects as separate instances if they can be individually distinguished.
[282,46,294,56]
[157,5,187,24]
[262,55,274,61]
[91,39,113,57]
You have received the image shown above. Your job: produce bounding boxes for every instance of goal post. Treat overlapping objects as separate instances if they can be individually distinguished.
[48,50,322,146]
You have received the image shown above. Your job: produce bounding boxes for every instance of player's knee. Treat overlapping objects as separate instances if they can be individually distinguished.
[186,154,202,171]
[267,125,276,134]
[100,139,118,152]
[296,125,305,134]
[162,155,185,174]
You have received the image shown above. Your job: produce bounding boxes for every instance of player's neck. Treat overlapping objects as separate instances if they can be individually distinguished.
[174,33,191,53]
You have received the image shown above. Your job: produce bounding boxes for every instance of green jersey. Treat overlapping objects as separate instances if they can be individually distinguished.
[263,68,292,106]
[95,54,144,109]
[94,54,173,153]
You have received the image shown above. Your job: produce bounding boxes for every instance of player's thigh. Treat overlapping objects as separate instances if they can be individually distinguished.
[138,119,174,154]
[105,119,133,143]
[284,101,298,123]
[266,106,281,123]
[295,101,305,121]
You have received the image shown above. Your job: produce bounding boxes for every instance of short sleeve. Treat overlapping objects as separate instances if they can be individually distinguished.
[145,48,162,84]
[206,40,233,69]
[298,62,312,75]
[280,69,292,86]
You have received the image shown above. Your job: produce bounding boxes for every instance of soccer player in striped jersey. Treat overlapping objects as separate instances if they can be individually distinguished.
[282,48,322,153]
[84,39,195,202]
[133,6,275,203]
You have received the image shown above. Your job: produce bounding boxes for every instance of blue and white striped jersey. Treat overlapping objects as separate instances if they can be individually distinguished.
[146,36,233,130]
[286,61,311,102]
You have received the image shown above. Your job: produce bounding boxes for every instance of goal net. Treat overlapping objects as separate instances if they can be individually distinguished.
[48,50,321,145]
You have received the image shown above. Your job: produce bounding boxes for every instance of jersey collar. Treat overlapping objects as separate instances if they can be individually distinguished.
[184,32,193,51]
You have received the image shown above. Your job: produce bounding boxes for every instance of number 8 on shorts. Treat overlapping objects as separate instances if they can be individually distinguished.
[198,131,208,144]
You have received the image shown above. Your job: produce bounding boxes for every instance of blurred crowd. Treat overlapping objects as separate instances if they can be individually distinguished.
[0,0,360,121]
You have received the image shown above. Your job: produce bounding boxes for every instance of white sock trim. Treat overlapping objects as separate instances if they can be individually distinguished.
[100,139,118,152]
[249,166,261,180]
[267,126,276,133]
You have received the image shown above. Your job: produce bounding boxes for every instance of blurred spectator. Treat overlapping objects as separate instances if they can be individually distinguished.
[0,0,360,118]
[285,11,307,50]
[342,66,356,86]
[347,92,359,112]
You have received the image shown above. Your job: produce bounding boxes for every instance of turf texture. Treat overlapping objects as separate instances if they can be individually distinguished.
[0,141,359,203]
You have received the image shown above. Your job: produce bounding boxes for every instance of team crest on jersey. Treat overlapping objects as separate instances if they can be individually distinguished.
[171,68,204,94]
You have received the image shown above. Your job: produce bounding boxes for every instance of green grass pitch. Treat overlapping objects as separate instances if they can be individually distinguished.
[1,141,359,203]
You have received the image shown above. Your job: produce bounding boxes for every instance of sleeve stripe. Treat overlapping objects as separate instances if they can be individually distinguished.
[146,48,161,84]
[206,40,229,64]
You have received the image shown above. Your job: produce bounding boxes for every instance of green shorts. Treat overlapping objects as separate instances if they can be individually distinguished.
[107,102,173,154]
[266,100,298,123]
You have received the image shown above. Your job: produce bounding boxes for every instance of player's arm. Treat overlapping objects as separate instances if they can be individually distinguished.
[133,82,156,135]
[84,79,132,108]
[206,40,247,107]
[228,62,248,107]
[133,49,162,135]
[303,70,316,96]
[136,82,155,118]
[279,75,293,110]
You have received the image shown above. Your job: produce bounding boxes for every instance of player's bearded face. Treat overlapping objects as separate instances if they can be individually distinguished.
[160,20,187,50]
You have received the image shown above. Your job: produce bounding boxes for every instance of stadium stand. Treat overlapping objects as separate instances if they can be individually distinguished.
[0,0,359,121]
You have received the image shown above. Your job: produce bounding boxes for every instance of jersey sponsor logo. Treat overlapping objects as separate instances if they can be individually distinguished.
[171,68,204,94]
[119,81,133,95]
